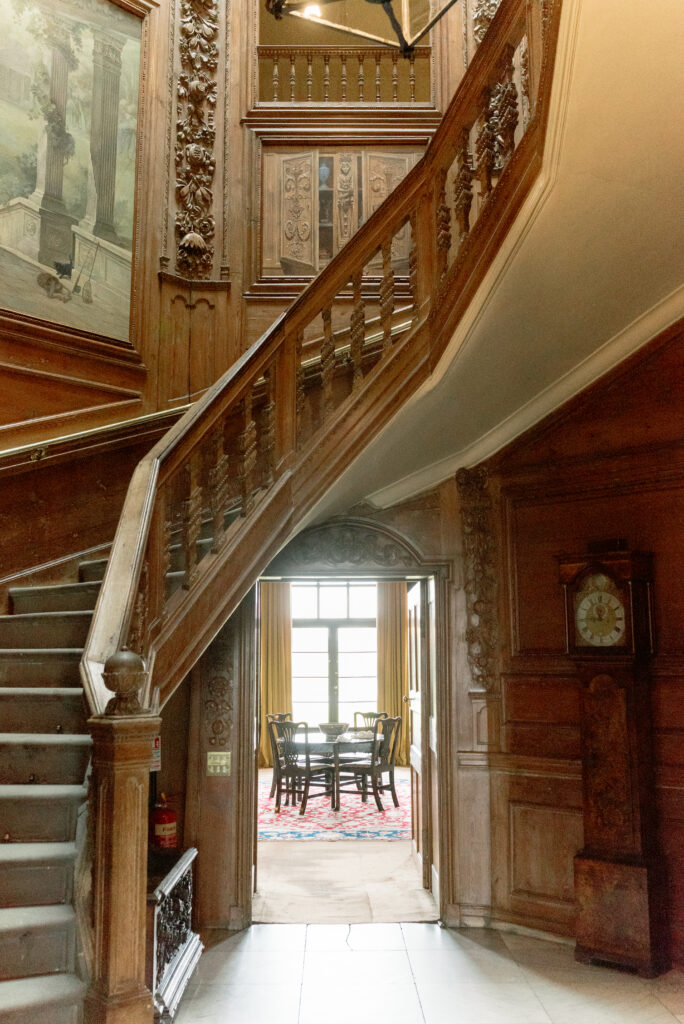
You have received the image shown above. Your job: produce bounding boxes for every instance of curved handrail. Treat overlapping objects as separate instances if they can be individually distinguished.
[82,0,560,715]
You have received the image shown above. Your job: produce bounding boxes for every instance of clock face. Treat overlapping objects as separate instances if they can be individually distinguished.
[574,573,627,648]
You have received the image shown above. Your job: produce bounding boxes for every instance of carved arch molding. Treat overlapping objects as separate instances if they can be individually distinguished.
[265,518,437,577]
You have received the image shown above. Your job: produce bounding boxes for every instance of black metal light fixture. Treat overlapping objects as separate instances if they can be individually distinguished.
[265,0,462,55]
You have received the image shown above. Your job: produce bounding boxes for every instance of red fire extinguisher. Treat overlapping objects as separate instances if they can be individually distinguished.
[150,793,178,851]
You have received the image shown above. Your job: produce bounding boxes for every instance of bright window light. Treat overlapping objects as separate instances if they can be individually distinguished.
[303,4,321,17]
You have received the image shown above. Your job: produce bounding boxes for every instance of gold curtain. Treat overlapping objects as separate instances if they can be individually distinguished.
[258,581,292,768]
[377,580,409,766]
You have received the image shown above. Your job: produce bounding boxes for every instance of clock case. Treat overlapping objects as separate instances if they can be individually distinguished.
[558,549,654,658]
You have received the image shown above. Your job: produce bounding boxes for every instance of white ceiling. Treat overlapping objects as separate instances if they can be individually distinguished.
[310,0,684,518]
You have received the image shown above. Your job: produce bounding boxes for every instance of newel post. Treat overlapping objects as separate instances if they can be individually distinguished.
[85,648,160,1024]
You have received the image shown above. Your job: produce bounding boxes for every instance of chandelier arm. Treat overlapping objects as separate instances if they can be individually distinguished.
[380,0,411,52]
[406,0,463,47]
[287,10,399,48]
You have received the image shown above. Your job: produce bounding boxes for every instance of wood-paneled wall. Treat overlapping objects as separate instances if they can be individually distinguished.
[481,320,684,963]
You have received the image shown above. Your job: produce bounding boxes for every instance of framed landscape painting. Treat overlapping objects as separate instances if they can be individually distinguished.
[0,0,141,342]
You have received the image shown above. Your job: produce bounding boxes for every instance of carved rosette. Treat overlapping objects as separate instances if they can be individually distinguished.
[175,0,219,278]
[204,674,233,746]
[457,467,499,694]
[156,868,193,982]
[472,0,501,45]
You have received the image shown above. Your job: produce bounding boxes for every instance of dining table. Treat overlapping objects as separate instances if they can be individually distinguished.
[290,729,376,811]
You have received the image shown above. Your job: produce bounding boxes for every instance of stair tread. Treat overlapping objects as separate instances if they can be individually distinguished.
[0,649,83,656]
[0,611,91,622]
[0,904,75,929]
[0,688,84,697]
[9,582,99,596]
[0,973,86,1009]
[0,842,75,863]
[0,784,87,799]
[0,733,91,745]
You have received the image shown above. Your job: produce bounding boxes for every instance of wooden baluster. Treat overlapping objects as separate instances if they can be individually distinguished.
[321,306,335,418]
[358,54,364,101]
[392,52,398,102]
[323,53,330,102]
[207,423,228,552]
[409,53,416,103]
[289,52,296,102]
[436,167,451,282]
[380,239,394,354]
[181,456,202,589]
[260,367,276,489]
[349,271,365,392]
[306,52,313,102]
[375,54,381,102]
[272,55,279,103]
[453,127,475,244]
[409,212,419,326]
[295,328,305,449]
[161,509,172,611]
[340,53,347,102]
[240,389,257,518]
[127,561,149,659]
[492,44,519,168]
[475,86,496,202]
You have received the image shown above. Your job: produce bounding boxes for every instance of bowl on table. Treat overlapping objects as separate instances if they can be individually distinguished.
[318,722,348,741]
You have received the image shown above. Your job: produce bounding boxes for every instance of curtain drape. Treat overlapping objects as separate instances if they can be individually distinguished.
[258,581,292,768]
[377,580,410,766]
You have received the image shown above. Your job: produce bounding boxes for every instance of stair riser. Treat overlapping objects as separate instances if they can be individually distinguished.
[9,585,100,614]
[0,616,91,649]
[0,920,75,980]
[0,798,81,844]
[0,1000,82,1024]
[0,656,81,688]
[78,560,107,582]
[0,694,86,735]
[0,859,74,908]
[0,745,90,785]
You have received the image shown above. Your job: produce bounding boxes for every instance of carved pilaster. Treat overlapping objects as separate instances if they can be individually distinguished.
[456,467,499,695]
[85,714,160,1024]
[175,0,219,278]
[204,672,233,747]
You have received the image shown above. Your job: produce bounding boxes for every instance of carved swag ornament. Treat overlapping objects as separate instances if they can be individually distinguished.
[457,467,499,694]
[175,0,219,277]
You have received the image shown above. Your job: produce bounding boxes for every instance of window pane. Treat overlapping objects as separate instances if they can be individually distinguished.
[319,585,348,618]
[292,702,331,727]
[291,652,328,677]
[339,651,377,677]
[291,678,328,702]
[291,627,328,652]
[291,585,318,618]
[338,677,377,703]
[338,627,376,652]
[339,702,376,724]
[349,584,377,618]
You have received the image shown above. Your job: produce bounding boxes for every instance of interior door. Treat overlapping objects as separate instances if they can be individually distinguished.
[406,580,431,888]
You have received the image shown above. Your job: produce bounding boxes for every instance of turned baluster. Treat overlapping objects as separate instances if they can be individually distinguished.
[207,423,229,552]
[240,388,257,519]
[409,53,416,103]
[321,306,335,418]
[436,167,451,282]
[289,52,296,102]
[475,85,496,201]
[349,271,365,392]
[340,53,347,102]
[392,52,398,102]
[260,367,276,489]
[181,456,202,589]
[358,54,364,101]
[453,126,475,244]
[306,52,313,101]
[323,54,330,102]
[375,54,381,102]
[379,239,395,354]
[272,55,279,102]
[295,328,305,449]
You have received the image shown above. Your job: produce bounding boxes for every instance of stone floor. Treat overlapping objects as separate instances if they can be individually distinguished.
[175,923,684,1024]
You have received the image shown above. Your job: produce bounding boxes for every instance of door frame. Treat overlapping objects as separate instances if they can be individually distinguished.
[254,517,456,923]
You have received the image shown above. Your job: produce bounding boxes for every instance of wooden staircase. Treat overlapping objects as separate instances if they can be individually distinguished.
[0,567,104,1022]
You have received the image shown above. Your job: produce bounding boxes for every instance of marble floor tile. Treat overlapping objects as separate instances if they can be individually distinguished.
[299,980,424,1024]
[175,981,301,1024]
[408,946,528,985]
[419,980,552,1024]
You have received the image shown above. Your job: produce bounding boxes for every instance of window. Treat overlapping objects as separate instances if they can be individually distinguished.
[290,581,377,725]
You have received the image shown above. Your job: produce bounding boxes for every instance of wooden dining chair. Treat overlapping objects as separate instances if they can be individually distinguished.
[352,710,388,730]
[336,716,402,812]
[273,720,335,815]
[266,712,292,798]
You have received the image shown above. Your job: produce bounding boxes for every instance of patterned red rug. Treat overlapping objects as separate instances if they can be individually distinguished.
[258,771,411,841]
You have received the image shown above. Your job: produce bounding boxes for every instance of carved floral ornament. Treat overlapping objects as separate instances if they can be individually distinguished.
[175,0,219,277]
[272,522,421,572]
[204,673,233,747]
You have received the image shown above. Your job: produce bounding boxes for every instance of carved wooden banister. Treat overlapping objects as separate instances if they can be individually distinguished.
[82,0,559,724]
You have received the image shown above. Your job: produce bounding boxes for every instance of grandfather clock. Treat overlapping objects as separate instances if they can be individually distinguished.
[558,541,667,976]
